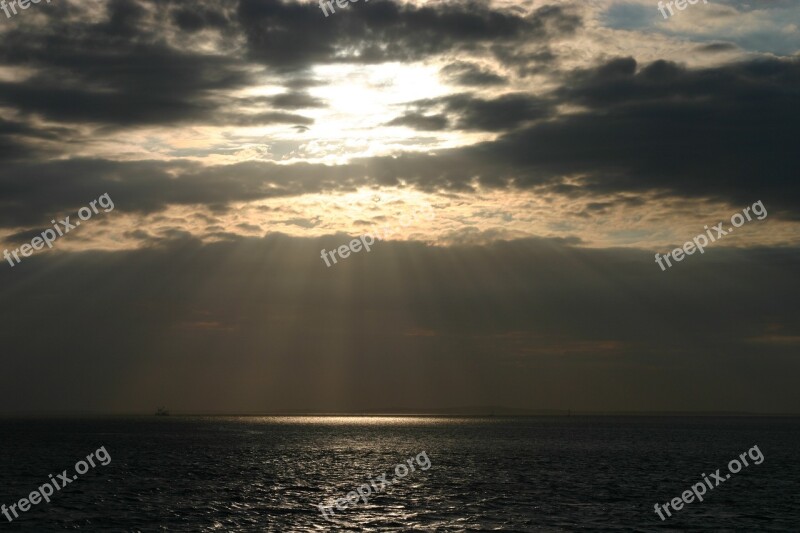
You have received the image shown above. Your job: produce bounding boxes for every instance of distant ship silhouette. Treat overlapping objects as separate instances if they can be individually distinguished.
[155,407,169,416]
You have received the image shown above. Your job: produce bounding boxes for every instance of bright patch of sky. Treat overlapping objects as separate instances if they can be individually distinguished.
[601,0,800,55]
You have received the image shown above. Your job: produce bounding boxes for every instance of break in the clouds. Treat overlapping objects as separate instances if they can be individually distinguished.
[0,0,798,413]
[602,0,800,55]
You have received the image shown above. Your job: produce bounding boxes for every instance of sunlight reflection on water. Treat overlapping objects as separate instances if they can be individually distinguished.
[225,415,469,426]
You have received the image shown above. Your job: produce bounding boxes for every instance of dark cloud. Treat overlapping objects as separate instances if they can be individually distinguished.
[267,91,327,109]
[237,1,581,69]
[170,4,230,32]
[440,61,508,86]
[0,0,795,418]
[0,158,365,228]
[0,75,230,127]
[386,113,449,131]
[696,42,739,53]
[0,235,797,413]
[0,0,575,129]
[95,0,149,38]
[499,56,800,212]
[402,92,553,131]
[0,117,72,142]
[283,78,324,89]
[3,56,797,225]
[489,44,558,76]
[281,217,321,229]
[0,0,249,127]
[0,118,68,162]
[221,111,314,126]
[240,92,327,110]
[236,222,262,232]
[0,159,191,228]
[365,57,800,213]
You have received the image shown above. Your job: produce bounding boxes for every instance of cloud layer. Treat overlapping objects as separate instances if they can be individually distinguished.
[0,0,798,413]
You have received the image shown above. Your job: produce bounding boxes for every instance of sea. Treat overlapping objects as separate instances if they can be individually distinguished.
[0,416,797,531]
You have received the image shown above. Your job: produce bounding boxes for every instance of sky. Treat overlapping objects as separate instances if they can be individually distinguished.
[0,0,798,414]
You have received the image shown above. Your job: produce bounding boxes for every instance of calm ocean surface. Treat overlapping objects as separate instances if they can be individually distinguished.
[0,416,797,531]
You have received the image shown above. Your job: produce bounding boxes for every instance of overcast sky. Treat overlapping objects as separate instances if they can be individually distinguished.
[0,0,798,414]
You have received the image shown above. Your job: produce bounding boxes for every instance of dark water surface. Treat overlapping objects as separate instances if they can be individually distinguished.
[0,416,797,531]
